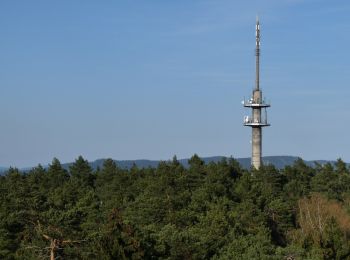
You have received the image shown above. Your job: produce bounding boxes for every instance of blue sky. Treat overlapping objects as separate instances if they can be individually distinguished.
[0,0,349,167]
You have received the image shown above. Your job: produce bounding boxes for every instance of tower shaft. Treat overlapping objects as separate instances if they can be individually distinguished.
[252,127,262,168]
[252,89,262,169]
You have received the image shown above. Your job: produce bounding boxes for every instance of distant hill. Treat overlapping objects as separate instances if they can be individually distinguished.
[68,156,344,171]
[0,167,8,174]
[0,156,346,174]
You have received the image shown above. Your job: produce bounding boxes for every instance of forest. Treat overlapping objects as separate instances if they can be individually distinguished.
[1,155,350,259]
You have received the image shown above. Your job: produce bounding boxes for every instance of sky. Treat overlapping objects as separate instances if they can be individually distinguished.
[0,0,350,167]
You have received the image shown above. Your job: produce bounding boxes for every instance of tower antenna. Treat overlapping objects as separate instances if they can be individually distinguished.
[255,15,260,91]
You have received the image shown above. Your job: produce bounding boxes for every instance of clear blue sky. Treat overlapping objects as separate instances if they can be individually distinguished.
[0,0,349,167]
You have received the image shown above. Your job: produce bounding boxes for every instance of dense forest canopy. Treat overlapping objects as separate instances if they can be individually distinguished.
[1,155,350,259]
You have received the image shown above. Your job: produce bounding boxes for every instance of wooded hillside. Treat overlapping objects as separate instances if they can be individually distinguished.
[1,155,350,259]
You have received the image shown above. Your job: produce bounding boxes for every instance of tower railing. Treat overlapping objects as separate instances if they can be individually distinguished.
[243,98,270,107]
[243,115,270,127]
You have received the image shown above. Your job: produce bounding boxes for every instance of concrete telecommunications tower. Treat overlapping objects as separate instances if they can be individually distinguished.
[243,17,270,169]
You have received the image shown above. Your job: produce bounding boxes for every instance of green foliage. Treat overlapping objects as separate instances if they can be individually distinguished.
[1,155,350,258]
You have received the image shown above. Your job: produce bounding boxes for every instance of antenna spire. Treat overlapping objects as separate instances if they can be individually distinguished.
[255,16,260,90]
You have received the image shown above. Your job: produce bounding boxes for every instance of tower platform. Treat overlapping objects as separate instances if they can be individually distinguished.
[243,116,270,127]
[243,99,270,108]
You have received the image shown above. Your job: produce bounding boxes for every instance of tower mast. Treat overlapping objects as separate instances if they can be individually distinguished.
[255,16,260,91]
[243,18,270,169]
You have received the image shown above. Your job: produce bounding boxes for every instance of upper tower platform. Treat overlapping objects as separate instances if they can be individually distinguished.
[243,98,270,108]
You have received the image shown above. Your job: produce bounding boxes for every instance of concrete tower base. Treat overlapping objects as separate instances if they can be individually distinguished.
[252,127,262,169]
